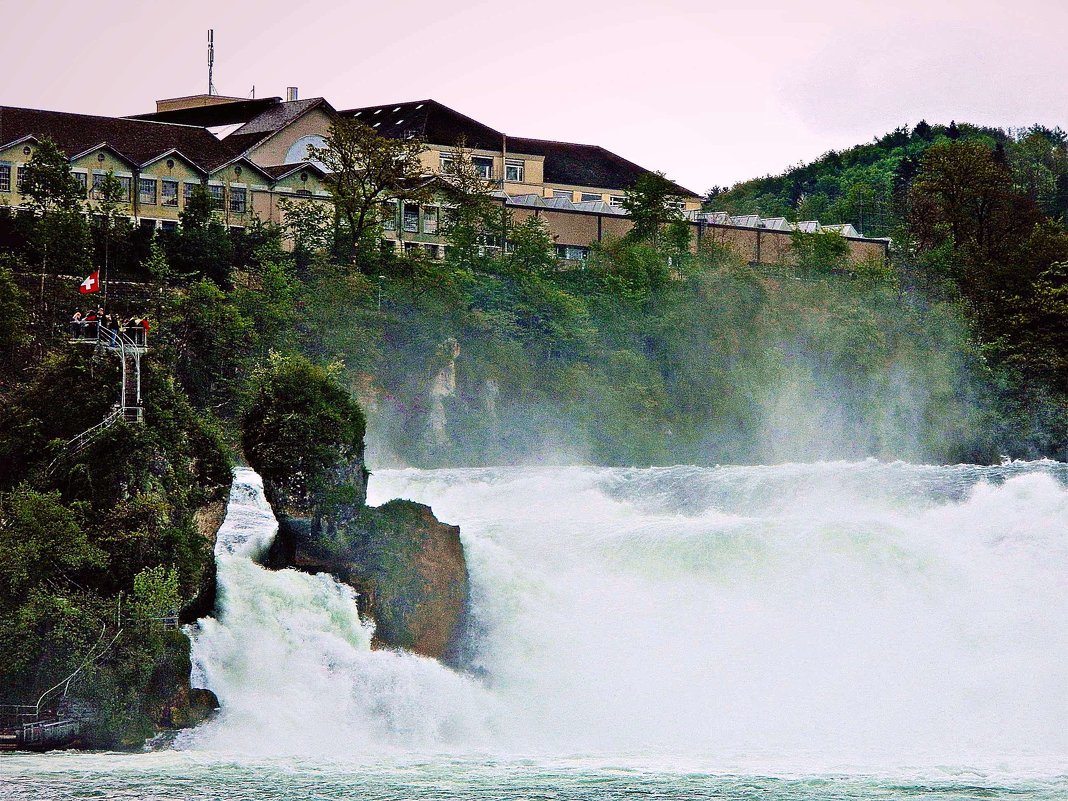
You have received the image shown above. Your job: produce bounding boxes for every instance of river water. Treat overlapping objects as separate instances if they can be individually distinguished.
[2,461,1066,800]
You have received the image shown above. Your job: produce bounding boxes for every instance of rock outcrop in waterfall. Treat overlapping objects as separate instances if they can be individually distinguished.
[242,354,469,664]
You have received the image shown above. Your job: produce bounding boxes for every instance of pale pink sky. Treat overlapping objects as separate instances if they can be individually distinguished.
[4,0,1065,193]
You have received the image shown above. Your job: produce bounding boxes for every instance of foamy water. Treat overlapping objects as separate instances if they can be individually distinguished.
[3,461,1066,800]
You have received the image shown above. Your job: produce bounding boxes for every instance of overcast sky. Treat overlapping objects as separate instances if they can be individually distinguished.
[3,0,1065,194]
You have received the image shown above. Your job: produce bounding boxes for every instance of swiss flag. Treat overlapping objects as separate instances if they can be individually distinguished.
[79,271,100,294]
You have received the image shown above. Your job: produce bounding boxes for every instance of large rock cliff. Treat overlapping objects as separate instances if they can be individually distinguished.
[243,354,468,665]
[268,496,468,663]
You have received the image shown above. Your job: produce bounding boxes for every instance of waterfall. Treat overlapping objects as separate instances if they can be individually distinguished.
[182,468,495,756]
[184,461,1068,772]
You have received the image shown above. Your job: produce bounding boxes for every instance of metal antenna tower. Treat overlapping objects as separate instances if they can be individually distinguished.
[208,29,216,95]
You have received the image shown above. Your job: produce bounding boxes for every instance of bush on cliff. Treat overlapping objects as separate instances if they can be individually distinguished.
[242,352,366,511]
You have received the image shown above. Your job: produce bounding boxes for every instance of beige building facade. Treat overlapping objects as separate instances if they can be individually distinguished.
[1,95,888,269]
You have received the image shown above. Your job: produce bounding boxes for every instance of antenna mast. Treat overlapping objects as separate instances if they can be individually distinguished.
[207,29,216,96]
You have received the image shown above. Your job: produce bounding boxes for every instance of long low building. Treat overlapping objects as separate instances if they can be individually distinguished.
[0,93,889,266]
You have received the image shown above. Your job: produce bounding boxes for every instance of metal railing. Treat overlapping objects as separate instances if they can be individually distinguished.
[45,322,147,477]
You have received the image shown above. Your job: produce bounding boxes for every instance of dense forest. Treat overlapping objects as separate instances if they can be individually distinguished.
[0,118,1066,743]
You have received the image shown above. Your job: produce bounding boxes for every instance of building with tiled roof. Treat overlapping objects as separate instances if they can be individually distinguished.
[0,102,330,231]
[0,90,889,268]
[336,99,700,209]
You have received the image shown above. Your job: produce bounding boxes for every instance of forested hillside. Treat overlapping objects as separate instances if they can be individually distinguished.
[712,120,1068,237]
[714,120,1068,458]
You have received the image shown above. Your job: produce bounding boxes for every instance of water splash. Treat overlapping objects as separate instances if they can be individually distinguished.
[182,468,495,756]
[184,462,1068,773]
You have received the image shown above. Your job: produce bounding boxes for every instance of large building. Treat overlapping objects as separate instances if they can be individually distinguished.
[0,91,888,265]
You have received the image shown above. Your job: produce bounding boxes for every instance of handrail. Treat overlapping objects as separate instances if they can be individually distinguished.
[47,322,146,477]
[43,408,123,477]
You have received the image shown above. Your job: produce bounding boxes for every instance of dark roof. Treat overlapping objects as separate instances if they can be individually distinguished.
[508,136,699,197]
[340,98,697,197]
[128,97,282,127]
[128,97,336,163]
[339,99,504,151]
[0,105,235,170]
[260,162,327,180]
[231,98,333,137]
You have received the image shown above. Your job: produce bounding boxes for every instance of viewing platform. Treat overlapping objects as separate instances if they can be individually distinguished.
[0,705,82,752]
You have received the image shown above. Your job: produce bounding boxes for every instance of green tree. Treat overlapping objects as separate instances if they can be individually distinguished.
[164,280,254,414]
[91,170,126,299]
[129,565,181,622]
[621,171,685,245]
[18,139,92,276]
[160,185,233,287]
[242,352,366,507]
[19,139,84,213]
[790,228,851,275]
[311,117,428,269]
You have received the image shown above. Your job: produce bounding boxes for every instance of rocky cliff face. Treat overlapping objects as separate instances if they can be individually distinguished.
[262,464,469,665]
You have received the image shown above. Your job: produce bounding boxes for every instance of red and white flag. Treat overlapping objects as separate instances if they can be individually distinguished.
[79,271,100,294]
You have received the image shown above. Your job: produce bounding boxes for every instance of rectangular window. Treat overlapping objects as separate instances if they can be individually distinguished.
[505,159,524,182]
[139,178,157,205]
[17,166,28,191]
[579,192,602,202]
[422,206,438,234]
[160,220,178,232]
[438,153,455,174]
[184,182,199,205]
[208,184,224,210]
[552,189,572,200]
[403,203,419,233]
[139,218,157,233]
[91,172,106,199]
[403,241,420,255]
[555,244,590,261]
[472,156,493,180]
[73,172,87,196]
[609,195,625,208]
[381,200,397,230]
[116,176,132,202]
[0,164,10,193]
[229,187,247,214]
[424,243,440,259]
[161,179,179,207]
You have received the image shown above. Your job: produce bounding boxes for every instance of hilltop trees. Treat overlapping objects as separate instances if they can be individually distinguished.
[18,138,91,275]
[160,185,233,286]
[622,171,686,245]
[310,117,428,269]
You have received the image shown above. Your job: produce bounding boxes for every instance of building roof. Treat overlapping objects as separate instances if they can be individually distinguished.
[230,98,332,137]
[259,162,328,180]
[339,99,505,152]
[129,97,283,128]
[508,136,699,198]
[129,97,336,166]
[0,105,235,170]
[506,193,627,216]
[340,99,698,197]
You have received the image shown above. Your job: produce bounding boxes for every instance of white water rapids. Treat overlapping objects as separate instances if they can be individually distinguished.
[182,461,1068,775]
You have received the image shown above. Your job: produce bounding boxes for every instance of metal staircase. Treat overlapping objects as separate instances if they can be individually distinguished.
[45,323,147,477]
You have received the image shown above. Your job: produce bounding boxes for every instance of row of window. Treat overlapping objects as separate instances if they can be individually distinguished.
[381,238,590,263]
[551,189,627,206]
[381,201,440,235]
[437,154,528,183]
[0,165,311,214]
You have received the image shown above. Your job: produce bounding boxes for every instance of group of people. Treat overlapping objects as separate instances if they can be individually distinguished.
[70,308,150,346]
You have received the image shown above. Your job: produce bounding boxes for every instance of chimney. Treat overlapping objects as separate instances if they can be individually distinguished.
[286,86,299,102]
